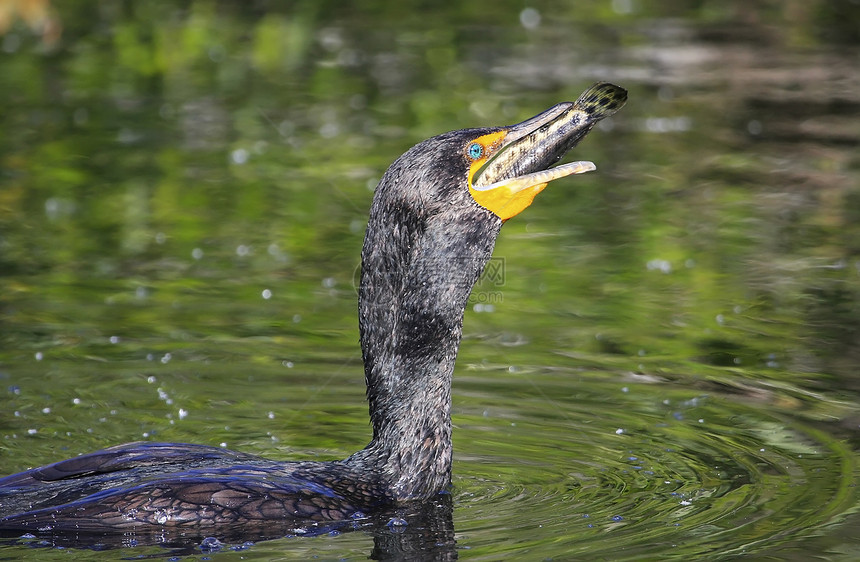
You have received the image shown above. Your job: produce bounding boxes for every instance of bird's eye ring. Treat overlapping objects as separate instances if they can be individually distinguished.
[467,143,484,160]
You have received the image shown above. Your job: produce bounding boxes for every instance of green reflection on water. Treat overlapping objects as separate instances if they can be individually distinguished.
[1,1,860,559]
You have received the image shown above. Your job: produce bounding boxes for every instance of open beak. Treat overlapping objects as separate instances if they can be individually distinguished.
[468,82,627,220]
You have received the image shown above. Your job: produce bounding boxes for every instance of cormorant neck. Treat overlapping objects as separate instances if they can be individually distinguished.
[350,145,502,500]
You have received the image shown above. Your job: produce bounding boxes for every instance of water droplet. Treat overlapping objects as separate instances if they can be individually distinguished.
[747,120,762,135]
[231,148,249,165]
[519,8,541,29]
[612,0,633,14]
[199,536,223,551]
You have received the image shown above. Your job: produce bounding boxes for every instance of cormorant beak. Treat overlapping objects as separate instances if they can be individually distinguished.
[467,102,596,221]
[466,81,628,221]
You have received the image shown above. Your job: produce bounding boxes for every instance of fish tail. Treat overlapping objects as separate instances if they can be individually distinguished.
[574,82,628,120]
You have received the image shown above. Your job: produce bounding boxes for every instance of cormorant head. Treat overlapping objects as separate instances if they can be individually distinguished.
[467,82,627,221]
[372,82,627,230]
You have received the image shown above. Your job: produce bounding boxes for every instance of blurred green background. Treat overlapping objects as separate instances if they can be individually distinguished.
[1,0,859,559]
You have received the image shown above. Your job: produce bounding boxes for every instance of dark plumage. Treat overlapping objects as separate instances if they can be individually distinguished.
[0,83,626,542]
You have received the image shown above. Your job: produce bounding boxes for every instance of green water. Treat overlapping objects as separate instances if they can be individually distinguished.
[1,2,859,559]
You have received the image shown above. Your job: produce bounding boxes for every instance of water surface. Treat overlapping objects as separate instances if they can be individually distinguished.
[1,2,859,559]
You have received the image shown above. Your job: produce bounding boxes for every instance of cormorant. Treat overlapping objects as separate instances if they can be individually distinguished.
[0,83,626,538]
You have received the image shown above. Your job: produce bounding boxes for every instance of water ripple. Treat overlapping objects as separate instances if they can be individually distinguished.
[451,373,858,558]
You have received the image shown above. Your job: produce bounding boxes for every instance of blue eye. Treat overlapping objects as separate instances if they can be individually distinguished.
[467,143,484,160]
